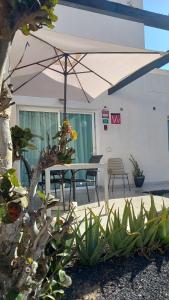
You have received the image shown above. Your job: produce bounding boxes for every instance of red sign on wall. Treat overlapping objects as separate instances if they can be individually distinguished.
[111,113,121,124]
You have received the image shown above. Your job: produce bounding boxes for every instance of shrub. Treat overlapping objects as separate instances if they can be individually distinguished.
[40,209,75,299]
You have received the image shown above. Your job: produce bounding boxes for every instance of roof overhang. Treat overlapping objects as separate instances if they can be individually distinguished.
[59,0,169,31]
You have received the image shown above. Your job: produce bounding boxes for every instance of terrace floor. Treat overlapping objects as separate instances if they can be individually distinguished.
[49,181,169,221]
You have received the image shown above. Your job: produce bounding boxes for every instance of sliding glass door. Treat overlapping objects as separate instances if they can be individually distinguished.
[19,109,94,186]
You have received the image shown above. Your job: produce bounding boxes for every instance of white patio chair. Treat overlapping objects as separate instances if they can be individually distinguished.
[107,158,130,192]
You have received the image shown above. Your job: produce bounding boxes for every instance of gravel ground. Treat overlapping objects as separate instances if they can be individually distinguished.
[64,252,169,300]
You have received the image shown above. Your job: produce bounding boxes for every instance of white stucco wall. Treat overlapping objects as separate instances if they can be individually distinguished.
[54,0,144,48]
[11,69,169,186]
[94,70,169,185]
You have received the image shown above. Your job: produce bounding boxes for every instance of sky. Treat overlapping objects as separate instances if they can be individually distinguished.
[143,0,169,69]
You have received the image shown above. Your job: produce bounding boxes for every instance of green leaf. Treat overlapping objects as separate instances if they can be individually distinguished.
[15,294,24,300]
[41,295,56,300]
[7,169,20,187]
[37,190,46,201]
[0,205,6,221]
[56,252,69,257]
[22,25,30,36]
[20,196,28,208]
[58,270,72,287]
[53,289,64,294]
[6,290,24,300]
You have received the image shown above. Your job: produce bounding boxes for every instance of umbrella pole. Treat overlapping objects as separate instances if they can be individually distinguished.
[63,54,68,120]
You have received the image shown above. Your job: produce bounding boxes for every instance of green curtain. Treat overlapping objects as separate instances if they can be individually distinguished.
[19,111,58,186]
[61,113,93,163]
[61,113,93,183]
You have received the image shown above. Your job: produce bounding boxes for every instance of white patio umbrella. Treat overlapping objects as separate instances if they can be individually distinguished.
[9,29,165,119]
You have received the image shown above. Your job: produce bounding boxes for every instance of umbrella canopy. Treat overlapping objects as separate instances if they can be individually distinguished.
[10,29,165,117]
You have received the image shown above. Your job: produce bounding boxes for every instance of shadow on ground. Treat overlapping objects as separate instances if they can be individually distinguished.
[64,252,169,300]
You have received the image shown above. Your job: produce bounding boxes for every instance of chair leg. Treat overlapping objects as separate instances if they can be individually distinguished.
[112,175,115,192]
[68,183,72,210]
[108,175,112,190]
[86,182,90,203]
[61,182,66,211]
[95,180,100,207]
[54,183,57,197]
[122,175,125,192]
[126,175,131,191]
[52,174,57,197]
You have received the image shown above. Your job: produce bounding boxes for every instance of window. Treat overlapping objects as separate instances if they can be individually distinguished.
[19,110,58,186]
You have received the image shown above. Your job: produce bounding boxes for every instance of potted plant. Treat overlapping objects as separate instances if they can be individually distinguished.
[129,154,145,187]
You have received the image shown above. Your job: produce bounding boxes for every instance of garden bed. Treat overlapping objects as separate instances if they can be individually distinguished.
[65,252,169,300]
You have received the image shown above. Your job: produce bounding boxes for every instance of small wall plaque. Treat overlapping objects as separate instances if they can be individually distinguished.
[103,118,109,124]
[102,108,109,119]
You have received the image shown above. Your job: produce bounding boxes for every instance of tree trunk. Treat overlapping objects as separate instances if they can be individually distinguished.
[0,39,10,89]
[0,116,13,173]
[0,39,12,173]
[28,164,42,210]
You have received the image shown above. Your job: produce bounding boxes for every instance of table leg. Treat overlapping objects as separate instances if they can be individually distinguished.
[45,169,50,196]
[103,163,109,214]
[45,169,51,217]
[72,170,76,202]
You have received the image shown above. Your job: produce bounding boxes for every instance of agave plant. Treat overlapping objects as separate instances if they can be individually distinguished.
[72,196,169,267]
[157,203,169,248]
[105,201,140,257]
[128,197,160,254]
[73,209,106,266]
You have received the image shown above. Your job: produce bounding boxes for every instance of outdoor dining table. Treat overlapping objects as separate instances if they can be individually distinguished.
[45,163,109,208]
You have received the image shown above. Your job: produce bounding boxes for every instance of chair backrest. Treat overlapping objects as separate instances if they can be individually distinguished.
[89,155,103,164]
[107,158,125,175]
[86,155,103,177]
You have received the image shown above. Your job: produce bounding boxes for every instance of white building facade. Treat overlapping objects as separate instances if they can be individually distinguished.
[11,0,169,187]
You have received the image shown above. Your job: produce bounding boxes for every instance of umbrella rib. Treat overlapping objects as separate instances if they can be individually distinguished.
[67,57,90,103]
[37,63,64,75]
[13,56,62,93]
[30,34,68,75]
[38,63,90,75]
[30,34,163,56]
[66,51,163,55]
[12,54,64,71]
[69,54,113,86]
[30,33,66,55]
[54,47,65,72]
[68,71,91,75]
[67,54,87,74]
[4,41,30,83]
